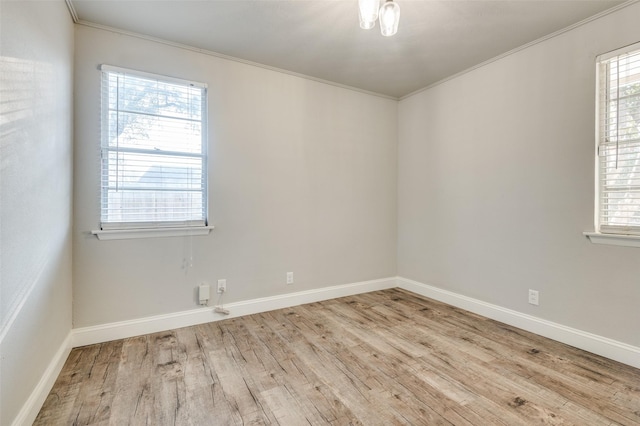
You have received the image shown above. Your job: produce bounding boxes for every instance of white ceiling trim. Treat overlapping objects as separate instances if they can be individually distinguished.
[64,0,78,23]
[73,18,398,101]
[400,0,639,101]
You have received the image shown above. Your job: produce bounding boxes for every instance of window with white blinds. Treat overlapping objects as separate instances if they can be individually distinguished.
[100,65,207,230]
[597,43,640,235]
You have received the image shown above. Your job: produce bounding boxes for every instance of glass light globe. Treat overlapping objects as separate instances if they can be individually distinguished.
[379,0,400,36]
[359,0,379,30]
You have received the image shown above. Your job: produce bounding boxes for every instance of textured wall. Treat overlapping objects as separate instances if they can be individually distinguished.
[398,3,640,347]
[73,26,398,327]
[0,1,74,424]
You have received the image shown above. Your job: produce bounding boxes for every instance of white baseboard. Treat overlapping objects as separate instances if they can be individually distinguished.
[12,332,73,426]
[397,277,640,369]
[72,277,397,347]
[16,275,639,426]
[71,275,640,370]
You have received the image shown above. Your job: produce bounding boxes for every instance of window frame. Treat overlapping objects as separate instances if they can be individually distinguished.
[93,65,211,240]
[591,42,640,245]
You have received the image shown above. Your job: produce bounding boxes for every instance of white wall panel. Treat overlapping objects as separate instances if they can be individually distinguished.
[0,1,74,424]
[398,2,640,347]
[73,26,398,327]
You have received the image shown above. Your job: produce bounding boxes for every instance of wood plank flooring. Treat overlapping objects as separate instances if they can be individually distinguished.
[35,289,640,425]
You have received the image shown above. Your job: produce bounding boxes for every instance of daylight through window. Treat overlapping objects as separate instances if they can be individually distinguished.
[100,65,207,229]
[597,43,640,235]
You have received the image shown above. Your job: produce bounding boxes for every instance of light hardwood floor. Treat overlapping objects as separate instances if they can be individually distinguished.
[35,289,640,425]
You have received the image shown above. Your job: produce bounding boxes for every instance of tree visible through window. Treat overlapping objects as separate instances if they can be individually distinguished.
[597,44,640,235]
[100,66,207,229]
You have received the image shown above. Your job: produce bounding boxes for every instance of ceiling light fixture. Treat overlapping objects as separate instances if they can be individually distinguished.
[359,0,400,37]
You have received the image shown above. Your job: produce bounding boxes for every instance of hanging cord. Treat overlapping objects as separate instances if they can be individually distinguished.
[186,88,197,271]
[616,56,620,169]
[214,287,230,315]
[182,230,194,272]
[188,225,194,269]
[115,74,120,192]
[183,90,195,273]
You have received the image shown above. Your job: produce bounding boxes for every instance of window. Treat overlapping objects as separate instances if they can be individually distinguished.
[100,65,207,231]
[596,43,640,236]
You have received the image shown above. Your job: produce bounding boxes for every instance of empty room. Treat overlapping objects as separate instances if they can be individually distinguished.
[1,0,640,424]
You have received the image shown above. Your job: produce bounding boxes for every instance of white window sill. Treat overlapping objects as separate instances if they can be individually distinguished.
[583,232,640,248]
[91,226,214,241]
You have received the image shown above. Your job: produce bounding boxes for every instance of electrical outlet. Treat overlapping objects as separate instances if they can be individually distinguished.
[528,289,539,306]
[217,279,227,293]
[286,272,294,285]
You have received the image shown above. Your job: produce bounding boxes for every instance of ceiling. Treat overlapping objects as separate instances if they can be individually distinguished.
[69,0,626,98]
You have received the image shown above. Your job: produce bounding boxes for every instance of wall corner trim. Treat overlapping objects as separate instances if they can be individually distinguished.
[72,277,398,347]
[11,332,73,426]
[397,277,640,369]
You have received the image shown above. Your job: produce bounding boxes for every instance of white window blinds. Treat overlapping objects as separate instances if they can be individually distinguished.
[100,65,207,229]
[597,43,640,235]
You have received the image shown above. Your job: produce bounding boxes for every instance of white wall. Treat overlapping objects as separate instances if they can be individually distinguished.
[0,1,74,424]
[73,26,398,327]
[5,5,637,423]
[398,4,640,347]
